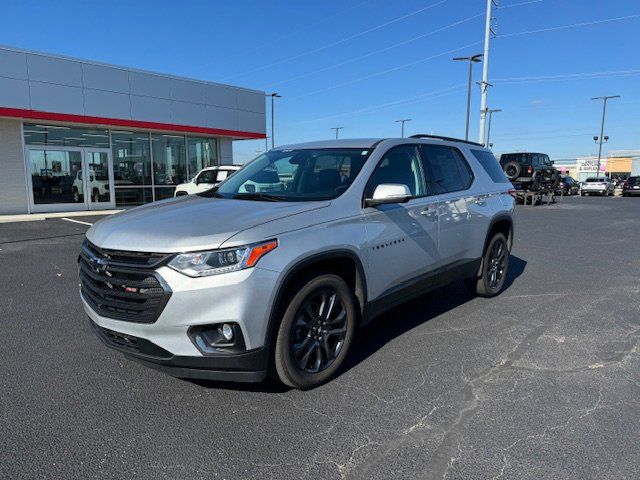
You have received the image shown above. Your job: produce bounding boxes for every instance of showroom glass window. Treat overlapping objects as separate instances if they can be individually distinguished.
[187,137,218,180]
[111,131,153,206]
[152,134,187,199]
[23,124,109,205]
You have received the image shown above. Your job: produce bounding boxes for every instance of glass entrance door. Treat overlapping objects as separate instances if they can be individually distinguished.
[26,147,115,212]
[83,148,114,210]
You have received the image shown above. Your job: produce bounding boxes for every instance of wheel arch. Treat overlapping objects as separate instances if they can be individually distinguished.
[475,214,514,277]
[264,250,367,347]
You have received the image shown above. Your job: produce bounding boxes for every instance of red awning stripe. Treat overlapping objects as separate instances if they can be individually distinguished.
[0,107,266,139]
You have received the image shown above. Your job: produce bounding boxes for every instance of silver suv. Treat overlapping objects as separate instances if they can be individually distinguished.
[80,135,515,389]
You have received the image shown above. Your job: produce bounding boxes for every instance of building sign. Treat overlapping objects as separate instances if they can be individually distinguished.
[578,157,606,172]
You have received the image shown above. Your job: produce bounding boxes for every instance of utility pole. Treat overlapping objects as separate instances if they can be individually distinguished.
[265,135,270,152]
[266,93,281,149]
[591,95,620,178]
[330,127,344,139]
[453,54,482,140]
[485,108,501,147]
[395,119,412,138]
[478,0,497,144]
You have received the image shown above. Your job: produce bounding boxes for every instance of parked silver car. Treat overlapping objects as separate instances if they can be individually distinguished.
[580,177,614,196]
[80,135,516,389]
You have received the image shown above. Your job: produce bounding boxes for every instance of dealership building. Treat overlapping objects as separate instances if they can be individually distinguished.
[0,45,266,214]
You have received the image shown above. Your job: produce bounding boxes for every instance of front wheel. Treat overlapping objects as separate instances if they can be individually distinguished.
[467,233,510,298]
[274,274,357,389]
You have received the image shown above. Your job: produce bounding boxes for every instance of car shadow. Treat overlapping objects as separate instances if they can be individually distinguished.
[190,255,527,392]
[338,254,527,378]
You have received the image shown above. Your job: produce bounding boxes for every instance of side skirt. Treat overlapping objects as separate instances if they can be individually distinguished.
[361,258,481,326]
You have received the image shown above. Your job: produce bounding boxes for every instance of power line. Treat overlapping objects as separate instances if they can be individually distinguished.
[493,68,640,84]
[267,11,486,88]
[289,41,482,100]
[499,12,640,38]
[284,84,465,126]
[223,0,448,80]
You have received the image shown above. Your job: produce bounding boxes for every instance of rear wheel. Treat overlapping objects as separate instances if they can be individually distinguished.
[274,274,357,389]
[467,233,510,298]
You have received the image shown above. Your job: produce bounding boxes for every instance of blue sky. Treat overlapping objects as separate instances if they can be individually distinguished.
[3,0,639,162]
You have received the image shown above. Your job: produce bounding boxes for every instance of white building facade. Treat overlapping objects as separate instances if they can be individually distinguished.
[0,46,266,214]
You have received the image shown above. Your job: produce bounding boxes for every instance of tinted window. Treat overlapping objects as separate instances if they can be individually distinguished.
[198,170,218,183]
[365,145,426,198]
[420,145,473,194]
[214,149,369,201]
[471,149,509,183]
[627,176,640,185]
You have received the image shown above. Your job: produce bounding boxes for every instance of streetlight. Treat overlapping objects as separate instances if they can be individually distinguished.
[485,108,501,147]
[453,54,483,141]
[266,93,281,149]
[591,95,620,178]
[395,119,412,138]
[330,127,344,139]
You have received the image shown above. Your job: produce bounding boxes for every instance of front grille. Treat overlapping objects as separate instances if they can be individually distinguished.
[79,240,172,323]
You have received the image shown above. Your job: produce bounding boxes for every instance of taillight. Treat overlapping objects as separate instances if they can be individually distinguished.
[623,181,629,187]
[507,188,518,199]
[527,167,533,174]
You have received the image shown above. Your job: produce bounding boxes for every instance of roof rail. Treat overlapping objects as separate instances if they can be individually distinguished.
[408,134,484,147]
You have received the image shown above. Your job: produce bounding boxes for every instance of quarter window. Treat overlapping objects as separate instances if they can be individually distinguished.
[470,149,509,183]
[419,145,473,194]
[364,145,426,198]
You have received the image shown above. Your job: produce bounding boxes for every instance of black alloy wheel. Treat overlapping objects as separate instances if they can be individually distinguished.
[486,237,507,290]
[274,273,357,389]
[466,232,510,298]
[292,290,347,373]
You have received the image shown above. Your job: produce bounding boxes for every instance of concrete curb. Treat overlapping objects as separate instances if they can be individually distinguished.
[0,209,123,224]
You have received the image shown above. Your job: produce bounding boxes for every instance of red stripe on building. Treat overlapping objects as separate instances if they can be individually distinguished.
[0,107,266,139]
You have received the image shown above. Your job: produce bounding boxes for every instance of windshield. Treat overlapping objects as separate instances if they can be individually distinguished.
[206,148,370,201]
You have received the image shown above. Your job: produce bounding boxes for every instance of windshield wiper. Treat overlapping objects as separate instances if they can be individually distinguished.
[232,192,287,202]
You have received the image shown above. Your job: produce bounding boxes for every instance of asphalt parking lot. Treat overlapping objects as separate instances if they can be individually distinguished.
[1,197,639,480]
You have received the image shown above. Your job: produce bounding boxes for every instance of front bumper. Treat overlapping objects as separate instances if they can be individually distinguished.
[90,320,268,382]
[82,263,281,382]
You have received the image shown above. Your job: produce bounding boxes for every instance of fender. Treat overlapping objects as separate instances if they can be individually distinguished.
[263,249,368,347]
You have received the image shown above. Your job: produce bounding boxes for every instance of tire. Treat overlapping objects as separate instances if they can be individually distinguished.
[550,172,560,189]
[175,191,188,197]
[274,273,357,389]
[468,233,510,298]
[503,161,522,181]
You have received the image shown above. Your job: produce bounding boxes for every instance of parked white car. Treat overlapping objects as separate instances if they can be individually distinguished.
[580,177,614,196]
[73,169,109,202]
[174,166,241,196]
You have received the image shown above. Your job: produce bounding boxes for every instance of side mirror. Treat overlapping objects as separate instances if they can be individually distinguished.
[364,184,411,207]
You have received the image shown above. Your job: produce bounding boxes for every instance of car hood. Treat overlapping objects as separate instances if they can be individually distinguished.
[86,195,330,253]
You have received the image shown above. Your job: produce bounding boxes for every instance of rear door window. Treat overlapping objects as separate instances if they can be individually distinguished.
[419,145,473,194]
[470,149,509,183]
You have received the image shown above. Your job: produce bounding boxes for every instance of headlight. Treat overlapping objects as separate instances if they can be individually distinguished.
[168,239,277,277]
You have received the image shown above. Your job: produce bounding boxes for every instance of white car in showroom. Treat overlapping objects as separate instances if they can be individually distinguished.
[174,166,241,196]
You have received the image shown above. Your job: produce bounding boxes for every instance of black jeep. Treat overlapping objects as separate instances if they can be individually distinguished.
[499,152,560,192]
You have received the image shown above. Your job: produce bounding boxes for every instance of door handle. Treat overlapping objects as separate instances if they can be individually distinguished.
[420,205,438,219]
[474,199,487,207]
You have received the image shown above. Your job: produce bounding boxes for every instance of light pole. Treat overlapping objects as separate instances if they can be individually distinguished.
[394,119,412,138]
[453,54,482,141]
[266,93,281,149]
[485,108,501,147]
[478,0,498,144]
[330,127,344,139]
[591,95,620,178]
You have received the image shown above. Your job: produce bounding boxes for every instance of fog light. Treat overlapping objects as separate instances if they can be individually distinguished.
[221,323,234,341]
